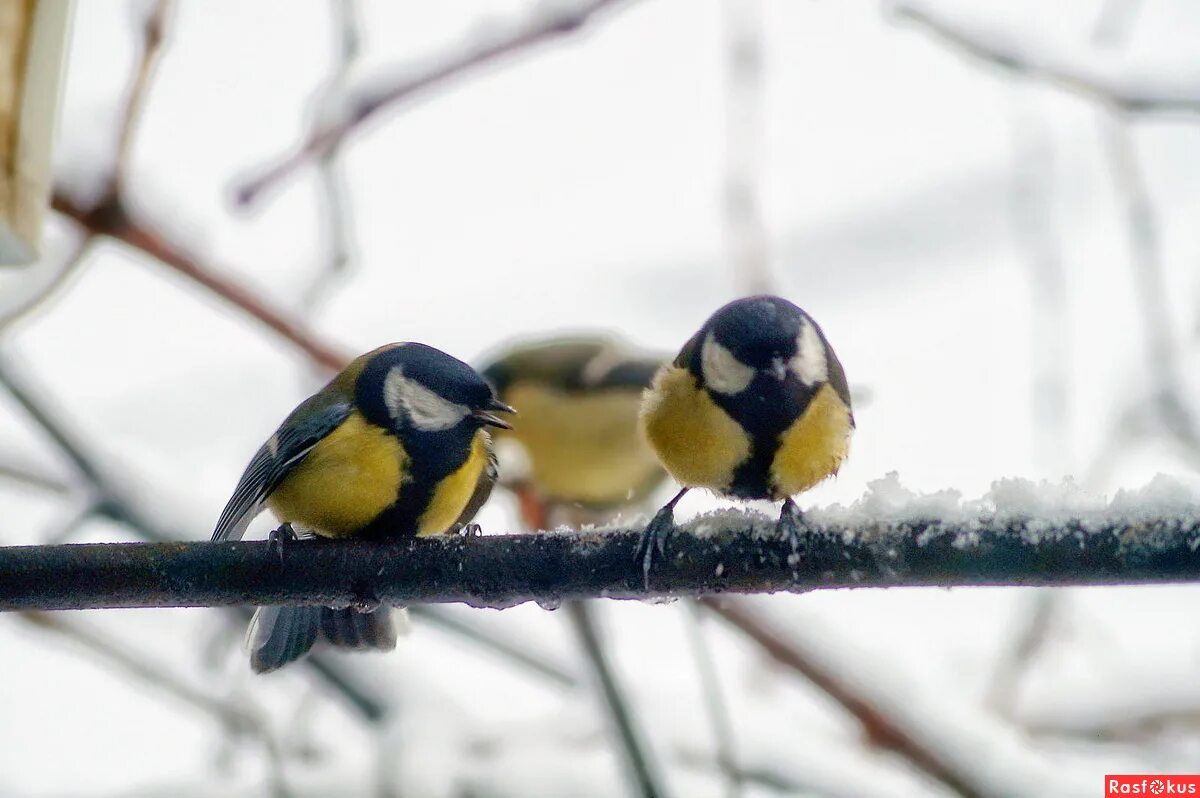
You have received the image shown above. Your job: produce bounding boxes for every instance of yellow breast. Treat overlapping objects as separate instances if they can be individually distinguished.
[770,383,853,499]
[416,430,490,537]
[639,366,751,492]
[501,383,663,506]
[266,411,406,538]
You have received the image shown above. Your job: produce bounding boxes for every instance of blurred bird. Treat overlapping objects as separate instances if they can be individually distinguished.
[638,295,854,579]
[479,336,667,528]
[212,342,513,673]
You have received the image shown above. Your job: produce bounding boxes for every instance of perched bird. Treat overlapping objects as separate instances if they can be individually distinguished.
[480,336,667,527]
[637,295,853,579]
[212,342,514,673]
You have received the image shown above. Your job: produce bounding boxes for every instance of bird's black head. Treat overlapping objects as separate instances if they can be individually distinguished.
[356,343,514,434]
[685,295,831,395]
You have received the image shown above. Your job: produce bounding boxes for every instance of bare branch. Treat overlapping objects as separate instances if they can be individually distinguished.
[0,233,95,335]
[566,601,669,798]
[16,611,291,797]
[701,598,985,798]
[408,605,578,688]
[3,510,1200,611]
[114,0,175,190]
[300,0,363,312]
[235,0,640,205]
[49,190,349,372]
[683,601,742,798]
[722,0,770,294]
[985,589,1060,715]
[890,2,1200,115]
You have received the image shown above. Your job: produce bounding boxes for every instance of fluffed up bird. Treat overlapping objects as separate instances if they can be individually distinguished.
[480,336,667,528]
[637,295,854,581]
[211,342,514,673]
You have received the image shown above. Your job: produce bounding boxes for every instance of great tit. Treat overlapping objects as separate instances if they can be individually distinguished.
[480,336,667,527]
[637,295,854,580]
[211,342,514,673]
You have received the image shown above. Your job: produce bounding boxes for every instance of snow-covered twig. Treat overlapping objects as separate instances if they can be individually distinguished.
[4,505,1200,611]
[235,0,640,205]
[890,1,1200,114]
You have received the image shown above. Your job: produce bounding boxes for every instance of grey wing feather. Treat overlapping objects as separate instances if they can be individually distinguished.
[449,436,499,533]
[211,401,352,541]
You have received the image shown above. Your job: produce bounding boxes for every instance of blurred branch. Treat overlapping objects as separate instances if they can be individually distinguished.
[49,190,349,372]
[114,0,175,191]
[1007,102,1068,472]
[566,601,669,798]
[683,602,741,798]
[700,598,984,798]
[0,455,72,495]
[300,0,362,312]
[0,234,95,335]
[1026,704,1200,743]
[0,353,385,722]
[235,0,640,205]
[1091,0,1143,47]
[891,1,1200,114]
[15,610,290,798]
[408,605,579,688]
[722,0,770,294]
[5,511,1200,610]
[985,589,1060,715]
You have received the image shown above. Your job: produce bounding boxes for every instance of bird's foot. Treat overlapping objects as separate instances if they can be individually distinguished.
[458,523,483,537]
[267,523,298,565]
[777,499,807,576]
[635,505,677,590]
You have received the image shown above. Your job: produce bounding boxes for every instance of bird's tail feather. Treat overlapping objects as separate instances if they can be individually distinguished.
[247,605,400,674]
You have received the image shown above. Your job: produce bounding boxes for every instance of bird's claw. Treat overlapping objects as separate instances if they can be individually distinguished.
[636,506,676,590]
[458,523,483,537]
[777,500,807,577]
[267,523,298,565]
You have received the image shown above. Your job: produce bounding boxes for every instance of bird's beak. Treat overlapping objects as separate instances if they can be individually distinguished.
[473,398,516,430]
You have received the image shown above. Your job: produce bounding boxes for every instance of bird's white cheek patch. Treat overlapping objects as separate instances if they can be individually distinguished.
[383,366,470,431]
[701,332,755,395]
[790,319,828,386]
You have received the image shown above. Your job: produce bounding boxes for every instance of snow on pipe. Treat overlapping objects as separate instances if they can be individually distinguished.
[2,506,1200,612]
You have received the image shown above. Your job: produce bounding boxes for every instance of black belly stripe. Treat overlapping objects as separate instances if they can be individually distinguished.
[359,426,474,540]
[710,373,816,501]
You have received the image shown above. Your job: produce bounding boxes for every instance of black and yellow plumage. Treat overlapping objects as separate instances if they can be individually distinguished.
[212,342,512,673]
[480,336,666,522]
[637,295,854,577]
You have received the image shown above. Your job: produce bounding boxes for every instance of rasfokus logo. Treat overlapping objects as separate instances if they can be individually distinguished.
[1106,776,1200,796]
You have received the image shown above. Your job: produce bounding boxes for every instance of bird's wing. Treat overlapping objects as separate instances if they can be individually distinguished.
[211,400,353,542]
[449,434,499,533]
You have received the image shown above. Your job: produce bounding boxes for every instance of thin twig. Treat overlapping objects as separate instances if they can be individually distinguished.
[566,601,669,798]
[700,598,984,798]
[683,601,741,798]
[114,0,175,191]
[0,234,95,335]
[1007,101,1068,473]
[722,0,770,294]
[15,611,290,797]
[408,605,578,688]
[0,455,72,495]
[986,589,1060,715]
[891,1,1200,114]
[235,0,639,205]
[301,0,362,312]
